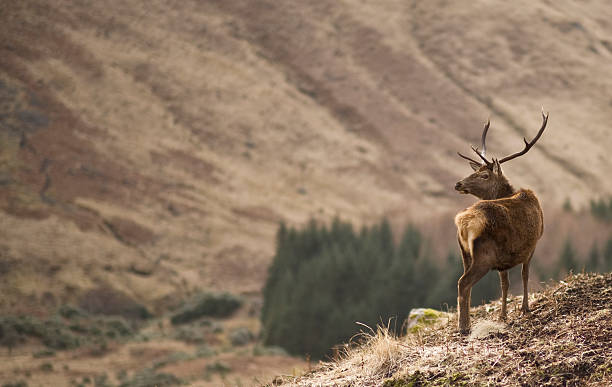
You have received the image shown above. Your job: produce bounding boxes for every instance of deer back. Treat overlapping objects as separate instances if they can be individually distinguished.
[456,189,543,269]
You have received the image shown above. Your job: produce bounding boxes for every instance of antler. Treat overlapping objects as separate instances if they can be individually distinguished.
[478,119,490,157]
[457,120,492,166]
[499,110,549,164]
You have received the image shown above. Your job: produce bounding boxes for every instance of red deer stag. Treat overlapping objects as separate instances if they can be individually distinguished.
[454,111,548,334]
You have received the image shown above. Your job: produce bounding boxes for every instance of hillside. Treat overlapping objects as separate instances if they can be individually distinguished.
[287,273,612,386]
[2,0,612,315]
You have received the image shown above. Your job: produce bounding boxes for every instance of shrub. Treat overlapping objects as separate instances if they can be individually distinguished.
[44,331,80,350]
[88,337,109,357]
[0,320,22,353]
[2,382,27,387]
[229,327,253,346]
[170,292,242,325]
[104,318,133,337]
[78,287,151,320]
[252,345,288,357]
[93,374,112,387]
[172,326,206,344]
[6,316,45,337]
[32,349,55,358]
[195,345,217,358]
[1,307,138,352]
[205,361,231,378]
[119,369,184,387]
[116,369,128,382]
[0,315,80,350]
[40,323,80,350]
[58,305,88,319]
[152,352,192,369]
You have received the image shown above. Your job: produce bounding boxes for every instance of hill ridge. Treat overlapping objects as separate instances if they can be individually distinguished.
[286,273,612,386]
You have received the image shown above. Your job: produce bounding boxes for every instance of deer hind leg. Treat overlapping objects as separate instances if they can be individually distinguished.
[457,262,489,335]
[521,253,534,314]
[499,270,509,321]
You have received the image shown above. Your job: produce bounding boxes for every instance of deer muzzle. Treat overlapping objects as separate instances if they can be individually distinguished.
[455,182,468,194]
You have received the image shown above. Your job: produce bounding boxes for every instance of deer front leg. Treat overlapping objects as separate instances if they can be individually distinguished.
[457,264,489,334]
[457,279,471,335]
[458,235,471,273]
[521,255,533,314]
[499,270,509,321]
[457,238,472,334]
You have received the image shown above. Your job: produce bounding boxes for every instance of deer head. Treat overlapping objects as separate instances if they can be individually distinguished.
[454,111,549,200]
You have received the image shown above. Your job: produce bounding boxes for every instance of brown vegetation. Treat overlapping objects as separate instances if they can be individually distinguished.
[288,273,612,386]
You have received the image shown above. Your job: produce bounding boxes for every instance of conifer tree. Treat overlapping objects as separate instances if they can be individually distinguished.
[587,242,601,272]
[261,218,500,359]
[558,238,578,275]
[603,237,612,272]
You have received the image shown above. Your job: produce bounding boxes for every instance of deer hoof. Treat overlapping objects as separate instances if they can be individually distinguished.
[459,327,470,335]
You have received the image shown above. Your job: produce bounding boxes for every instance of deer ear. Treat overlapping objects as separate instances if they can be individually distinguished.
[492,159,502,175]
[469,161,481,171]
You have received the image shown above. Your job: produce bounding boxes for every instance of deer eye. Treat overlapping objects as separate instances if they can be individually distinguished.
[481,173,490,179]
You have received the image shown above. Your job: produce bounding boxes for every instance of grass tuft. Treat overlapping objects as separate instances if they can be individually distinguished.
[170,292,242,325]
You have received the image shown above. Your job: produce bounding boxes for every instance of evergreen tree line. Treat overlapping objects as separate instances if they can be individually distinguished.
[556,236,612,276]
[261,218,612,359]
[590,197,612,222]
[260,218,500,359]
[556,195,612,275]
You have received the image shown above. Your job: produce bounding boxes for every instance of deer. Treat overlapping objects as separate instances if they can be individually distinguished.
[453,111,548,334]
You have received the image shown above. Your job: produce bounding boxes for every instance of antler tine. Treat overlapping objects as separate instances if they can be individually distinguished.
[471,145,493,166]
[457,151,484,165]
[471,119,493,166]
[480,119,490,158]
[457,119,493,166]
[499,110,549,164]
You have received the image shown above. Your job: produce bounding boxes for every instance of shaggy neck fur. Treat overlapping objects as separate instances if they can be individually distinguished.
[491,180,515,200]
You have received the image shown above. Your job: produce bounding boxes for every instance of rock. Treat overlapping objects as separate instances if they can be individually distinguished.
[406,308,451,333]
[469,320,506,339]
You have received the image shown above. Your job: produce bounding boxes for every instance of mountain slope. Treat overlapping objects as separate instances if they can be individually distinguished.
[1,0,612,312]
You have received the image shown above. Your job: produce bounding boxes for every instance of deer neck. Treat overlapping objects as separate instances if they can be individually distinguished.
[496,183,515,199]
[480,181,515,200]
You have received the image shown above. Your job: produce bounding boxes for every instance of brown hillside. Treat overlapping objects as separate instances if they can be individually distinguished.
[1,0,612,314]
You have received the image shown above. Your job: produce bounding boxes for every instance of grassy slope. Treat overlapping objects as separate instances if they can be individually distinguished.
[288,273,612,386]
[0,302,307,386]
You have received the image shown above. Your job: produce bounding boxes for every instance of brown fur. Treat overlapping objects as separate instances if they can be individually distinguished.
[455,162,544,334]
[454,208,486,257]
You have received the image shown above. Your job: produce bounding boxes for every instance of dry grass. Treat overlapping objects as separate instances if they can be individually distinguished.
[284,273,612,386]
